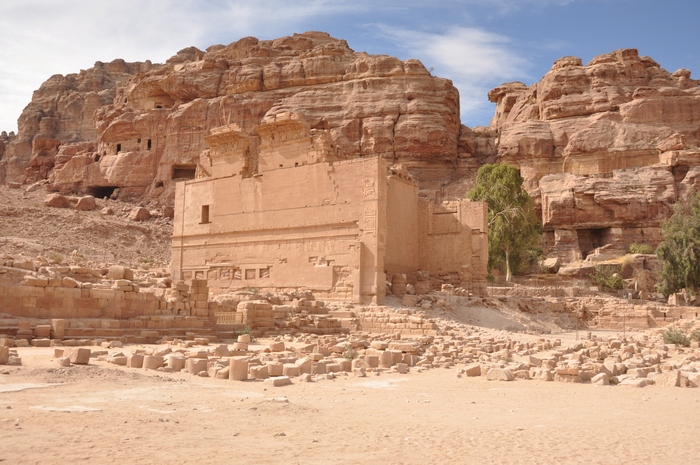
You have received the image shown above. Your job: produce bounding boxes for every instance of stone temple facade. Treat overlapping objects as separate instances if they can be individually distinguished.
[171,112,488,304]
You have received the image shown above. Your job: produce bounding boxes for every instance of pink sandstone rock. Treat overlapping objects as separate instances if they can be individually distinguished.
[75,195,96,211]
[44,193,70,208]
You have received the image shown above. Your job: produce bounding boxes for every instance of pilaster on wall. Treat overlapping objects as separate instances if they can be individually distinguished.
[359,157,387,305]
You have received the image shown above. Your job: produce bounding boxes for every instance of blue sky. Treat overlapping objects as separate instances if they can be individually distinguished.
[1,0,698,133]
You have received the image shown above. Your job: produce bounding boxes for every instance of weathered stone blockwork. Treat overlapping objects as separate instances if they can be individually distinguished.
[172,113,488,304]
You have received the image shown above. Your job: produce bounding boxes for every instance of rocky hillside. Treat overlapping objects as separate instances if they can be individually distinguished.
[488,49,700,263]
[0,33,698,266]
[0,31,481,204]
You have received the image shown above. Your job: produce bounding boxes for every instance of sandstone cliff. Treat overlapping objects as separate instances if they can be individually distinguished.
[2,35,699,267]
[487,49,700,262]
[1,31,474,203]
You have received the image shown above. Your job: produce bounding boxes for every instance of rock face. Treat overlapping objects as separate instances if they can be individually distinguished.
[2,38,699,267]
[487,49,700,261]
[1,31,466,203]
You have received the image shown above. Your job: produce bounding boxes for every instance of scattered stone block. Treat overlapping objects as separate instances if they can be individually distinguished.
[265,376,292,387]
[143,355,164,370]
[379,351,393,368]
[31,339,51,347]
[34,325,52,338]
[282,363,300,377]
[127,354,144,368]
[464,364,481,377]
[57,356,71,367]
[250,365,269,380]
[0,347,8,365]
[365,355,379,368]
[486,368,514,381]
[620,378,647,388]
[295,357,312,374]
[266,361,284,376]
[591,373,610,386]
[338,359,352,372]
[269,341,285,352]
[237,334,251,344]
[108,356,127,366]
[69,348,91,365]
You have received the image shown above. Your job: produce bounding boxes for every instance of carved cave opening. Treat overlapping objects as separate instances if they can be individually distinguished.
[87,185,118,199]
[578,227,612,259]
[172,164,196,180]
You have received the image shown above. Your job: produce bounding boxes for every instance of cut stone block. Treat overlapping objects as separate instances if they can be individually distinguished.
[649,370,680,387]
[31,338,51,347]
[0,346,9,365]
[464,364,481,377]
[34,325,52,338]
[365,355,379,368]
[295,357,312,374]
[250,365,269,380]
[326,363,341,373]
[108,356,127,366]
[143,355,164,370]
[379,351,393,368]
[620,378,647,387]
[69,348,91,365]
[237,334,251,343]
[591,373,609,386]
[127,354,144,368]
[265,376,292,387]
[486,368,514,381]
[282,363,300,377]
[269,341,285,352]
[338,359,352,372]
[266,361,284,376]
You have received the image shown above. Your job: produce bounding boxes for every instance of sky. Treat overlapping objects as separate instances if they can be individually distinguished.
[1,0,699,134]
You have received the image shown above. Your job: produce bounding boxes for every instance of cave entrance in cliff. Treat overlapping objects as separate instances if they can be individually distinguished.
[578,228,612,259]
[172,164,196,180]
[87,185,119,199]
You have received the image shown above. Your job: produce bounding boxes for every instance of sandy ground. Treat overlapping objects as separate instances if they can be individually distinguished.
[1,343,699,465]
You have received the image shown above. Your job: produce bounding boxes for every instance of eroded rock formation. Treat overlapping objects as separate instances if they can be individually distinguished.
[2,36,699,266]
[488,49,700,261]
[1,31,472,203]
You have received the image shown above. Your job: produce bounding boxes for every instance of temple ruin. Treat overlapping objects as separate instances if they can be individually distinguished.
[171,112,489,304]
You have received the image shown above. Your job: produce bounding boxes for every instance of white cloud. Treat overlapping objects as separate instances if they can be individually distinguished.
[0,0,355,133]
[371,24,532,125]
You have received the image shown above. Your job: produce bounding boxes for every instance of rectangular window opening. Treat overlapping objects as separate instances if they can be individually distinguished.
[116,143,121,153]
[147,139,152,150]
[172,164,196,180]
[200,205,210,224]
[245,269,256,280]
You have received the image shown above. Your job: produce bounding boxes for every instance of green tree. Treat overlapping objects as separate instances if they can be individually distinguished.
[656,193,700,296]
[467,163,542,282]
